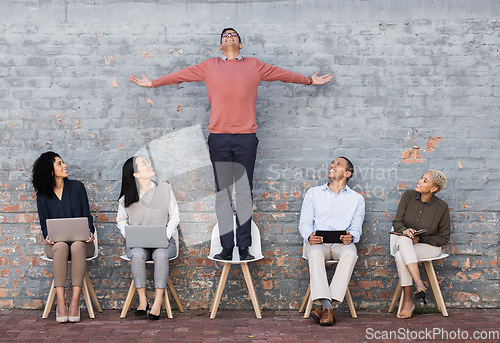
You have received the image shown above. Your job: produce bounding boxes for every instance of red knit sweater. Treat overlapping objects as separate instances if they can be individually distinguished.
[152,57,309,134]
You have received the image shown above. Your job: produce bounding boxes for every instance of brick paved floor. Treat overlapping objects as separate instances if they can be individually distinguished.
[0,308,499,342]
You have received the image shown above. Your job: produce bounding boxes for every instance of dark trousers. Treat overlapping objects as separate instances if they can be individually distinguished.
[208,133,258,248]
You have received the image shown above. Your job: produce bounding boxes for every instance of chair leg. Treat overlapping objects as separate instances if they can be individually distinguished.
[82,277,95,319]
[120,280,137,318]
[42,279,56,319]
[164,288,173,319]
[396,288,404,316]
[241,262,262,319]
[388,281,402,313]
[422,265,440,311]
[210,263,231,319]
[84,272,102,313]
[345,287,357,318]
[423,261,448,316]
[304,292,314,319]
[167,278,184,313]
[299,285,311,313]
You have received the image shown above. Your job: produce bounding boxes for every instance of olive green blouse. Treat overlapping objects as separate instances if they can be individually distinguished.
[393,190,451,247]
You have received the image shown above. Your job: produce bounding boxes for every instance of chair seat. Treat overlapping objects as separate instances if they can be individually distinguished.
[207,219,263,319]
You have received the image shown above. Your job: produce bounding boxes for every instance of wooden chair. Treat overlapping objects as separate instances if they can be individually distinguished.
[41,230,102,319]
[207,218,263,319]
[388,228,449,316]
[120,229,184,318]
[298,257,358,319]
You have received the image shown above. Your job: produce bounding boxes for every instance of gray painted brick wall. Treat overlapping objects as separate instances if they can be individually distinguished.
[0,0,498,311]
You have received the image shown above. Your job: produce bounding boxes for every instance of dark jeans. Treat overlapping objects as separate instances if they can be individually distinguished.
[208,133,258,248]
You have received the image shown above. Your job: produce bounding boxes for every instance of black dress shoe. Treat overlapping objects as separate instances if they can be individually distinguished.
[135,303,149,318]
[148,312,160,320]
[214,247,233,260]
[238,247,255,260]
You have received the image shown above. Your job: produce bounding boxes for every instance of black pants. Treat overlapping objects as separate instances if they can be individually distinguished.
[208,133,258,248]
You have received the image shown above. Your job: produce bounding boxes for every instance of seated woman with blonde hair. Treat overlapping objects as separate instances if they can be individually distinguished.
[392,169,450,319]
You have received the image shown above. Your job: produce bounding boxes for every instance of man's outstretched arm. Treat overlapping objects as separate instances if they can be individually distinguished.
[129,74,153,88]
[309,72,333,85]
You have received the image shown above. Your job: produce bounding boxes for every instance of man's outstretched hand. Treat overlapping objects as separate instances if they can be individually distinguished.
[310,72,333,85]
[129,74,153,88]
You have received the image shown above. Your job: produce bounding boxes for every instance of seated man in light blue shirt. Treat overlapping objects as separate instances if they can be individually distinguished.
[299,156,365,326]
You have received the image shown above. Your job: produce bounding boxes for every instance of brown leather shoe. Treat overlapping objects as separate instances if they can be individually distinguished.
[319,308,336,326]
[310,306,323,323]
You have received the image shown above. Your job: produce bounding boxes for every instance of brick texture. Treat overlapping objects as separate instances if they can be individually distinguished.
[0,1,498,311]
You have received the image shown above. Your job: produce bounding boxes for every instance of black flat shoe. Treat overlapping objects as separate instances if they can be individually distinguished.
[148,312,160,320]
[135,303,149,317]
[238,247,255,261]
[414,289,427,305]
[214,247,233,261]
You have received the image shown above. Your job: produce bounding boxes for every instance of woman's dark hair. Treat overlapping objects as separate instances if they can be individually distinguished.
[32,151,61,197]
[118,157,139,207]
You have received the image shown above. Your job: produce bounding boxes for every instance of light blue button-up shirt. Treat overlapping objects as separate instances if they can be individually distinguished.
[221,54,243,61]
[299,183,365,243]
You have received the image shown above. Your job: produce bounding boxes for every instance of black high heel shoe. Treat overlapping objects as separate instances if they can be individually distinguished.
[414,289,427,304]
[135,303,149,317]
[148,311,160,320]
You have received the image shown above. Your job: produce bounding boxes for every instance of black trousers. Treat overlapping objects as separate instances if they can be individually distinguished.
[208,133,258,248]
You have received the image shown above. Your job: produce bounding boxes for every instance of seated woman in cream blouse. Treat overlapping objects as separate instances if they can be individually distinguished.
[392,169,450,319]
[117,156,180,320]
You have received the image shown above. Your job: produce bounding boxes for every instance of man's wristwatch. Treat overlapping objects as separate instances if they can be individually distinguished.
[308,77,313,85]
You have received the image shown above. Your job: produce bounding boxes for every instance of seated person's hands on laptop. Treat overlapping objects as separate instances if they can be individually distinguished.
[86,231,95,243]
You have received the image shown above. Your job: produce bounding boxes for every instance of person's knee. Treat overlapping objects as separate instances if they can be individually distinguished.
[53,242,69,254]
[130,249,147,261]
[340,246,358,262]
[307,246,326,262]
[152,249,169,262]
[70,241,85,252]
[396,236,413,247]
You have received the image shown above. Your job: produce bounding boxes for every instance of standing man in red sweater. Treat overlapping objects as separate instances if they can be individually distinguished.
[130,28,332,261]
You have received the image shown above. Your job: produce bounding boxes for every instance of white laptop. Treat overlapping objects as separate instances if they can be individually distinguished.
[46,217,91,242]
[125,225,169,248]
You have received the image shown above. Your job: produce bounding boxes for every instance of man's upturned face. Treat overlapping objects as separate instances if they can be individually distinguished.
[220,30,242,50]
[328,158,351,181]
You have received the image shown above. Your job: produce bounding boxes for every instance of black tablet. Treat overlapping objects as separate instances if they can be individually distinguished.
[315,230,347,243]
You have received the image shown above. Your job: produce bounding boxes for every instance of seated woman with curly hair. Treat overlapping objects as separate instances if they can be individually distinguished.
[32,152,95,323]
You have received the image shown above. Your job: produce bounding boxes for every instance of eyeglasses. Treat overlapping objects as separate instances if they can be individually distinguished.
[221,32,238,38]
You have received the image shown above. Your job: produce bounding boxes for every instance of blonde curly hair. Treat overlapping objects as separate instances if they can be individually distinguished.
[428,169,447,192]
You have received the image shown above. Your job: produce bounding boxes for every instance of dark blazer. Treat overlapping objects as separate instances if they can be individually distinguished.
[36,178,95,239]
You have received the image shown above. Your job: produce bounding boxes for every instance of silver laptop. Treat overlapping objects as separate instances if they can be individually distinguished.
[46,217,90,242]
[125,225,169,248]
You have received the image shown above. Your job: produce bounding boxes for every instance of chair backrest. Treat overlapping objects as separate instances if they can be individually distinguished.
[171,228,179,260]
[389,226,397,256]
[208,215,263,262]
[88,229,99,261]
